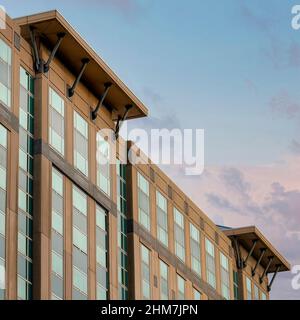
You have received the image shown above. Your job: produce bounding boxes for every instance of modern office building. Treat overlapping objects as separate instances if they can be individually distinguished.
[0,10,290,300]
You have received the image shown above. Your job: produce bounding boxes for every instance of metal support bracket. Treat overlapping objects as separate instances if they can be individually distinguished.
[43,32,66,72]
[233,236,243,269]
[260,256,274,284]
[115,104,133,140]
[243,239,258,268]
[29,26,41,72]
[91,82,112,120]
[252,248,266,277]
[68,58,90,98]
[267,264,281,292]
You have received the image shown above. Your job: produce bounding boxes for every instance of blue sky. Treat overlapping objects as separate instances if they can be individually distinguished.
[2,0,300,299]
[3,0,299,165]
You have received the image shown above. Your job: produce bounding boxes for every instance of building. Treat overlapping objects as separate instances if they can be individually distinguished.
[0,10,290,300]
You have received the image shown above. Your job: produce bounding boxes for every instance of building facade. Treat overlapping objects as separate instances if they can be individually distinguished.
[0,10,290,300]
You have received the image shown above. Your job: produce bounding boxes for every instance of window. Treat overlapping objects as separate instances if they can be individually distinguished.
[137,173,150,231]
[174,208,185,262]
[233,271,239,300]
[156,191,168,247]
[177,274,185,300]
[96,205,108,300]
[253,284,259,300]
[49,88,65,156]
[246,277,252,300]
[0,39,11,108]
[193,288,201,300]
[261,291,267,300]
[117,160,128,300]
[220,252,230,300]
[159,260,169,300]
[0,124,7,300]
[96,133,110,196]
[74,111,88,176]
[190,223,201,276]
[141,244,151,299]
[51,168,64,300]
[72,186,88,300]
[18,68,34,300]
[205,238,216,289]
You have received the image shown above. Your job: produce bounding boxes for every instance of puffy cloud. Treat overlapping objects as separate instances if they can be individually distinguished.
[163,154,300,299]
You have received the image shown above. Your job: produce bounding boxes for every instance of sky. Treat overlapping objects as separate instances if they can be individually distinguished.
[2,0,300,299]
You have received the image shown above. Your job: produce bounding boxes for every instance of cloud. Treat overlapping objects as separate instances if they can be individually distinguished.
[270,90,300,120]
[288,43,300,68]
[240,4,275,33]
[69,0,143,16]
[163,153,300,299]
[290,139,300,155]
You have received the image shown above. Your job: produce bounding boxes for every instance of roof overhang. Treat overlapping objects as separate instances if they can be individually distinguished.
[14,10,149,121]
[223,226,290,273]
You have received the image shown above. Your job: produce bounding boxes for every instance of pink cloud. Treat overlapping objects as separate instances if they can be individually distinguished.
[162,153,300,299]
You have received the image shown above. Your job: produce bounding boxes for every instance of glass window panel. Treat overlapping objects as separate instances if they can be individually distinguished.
[52,211,63,235]
[52,251,63,277]
[73,246,87,273]
[52,273,63,298]
[73,227,87,253]
[52,231,63,255]
[73,288,87,300]
[73,266,87,294]
[73,187,87,215]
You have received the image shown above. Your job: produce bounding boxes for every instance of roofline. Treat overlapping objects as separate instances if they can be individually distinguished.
[223,225,291,271]
[13,10,149,117]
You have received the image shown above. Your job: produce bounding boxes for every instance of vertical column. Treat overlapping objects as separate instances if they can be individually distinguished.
[33,73,51,299]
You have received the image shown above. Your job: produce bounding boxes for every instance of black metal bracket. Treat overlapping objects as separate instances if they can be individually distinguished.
[252,248,266,277]
[68,58,90,98]
[29,26,65,73]
[29,26,41,72]
[115,104,133,140]
[243,239,258,268]
[233,237,243,269]
[43,32,66,72]
[260,256,274,284]
[91,82,112,120]
[267,264,281,292]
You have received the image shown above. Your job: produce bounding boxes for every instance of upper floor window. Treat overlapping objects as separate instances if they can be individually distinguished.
[156,191,168,247]
[220,252,230,300]
[174,208,185,262]
[49,88,65,156]
[246,277,252,300]
[193,288,201,300]
[137,172,150,231]
[233,270,239,300]
[190,222,201,276]
[96,133,110,196]
[159,260,169,300]
[141,244,151,299]
[205,238,216,289]
[0,39,11,108]
[96,204,108,300]
[253,283,259,300]
[74,111,88,176]
[177,274,185,300]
